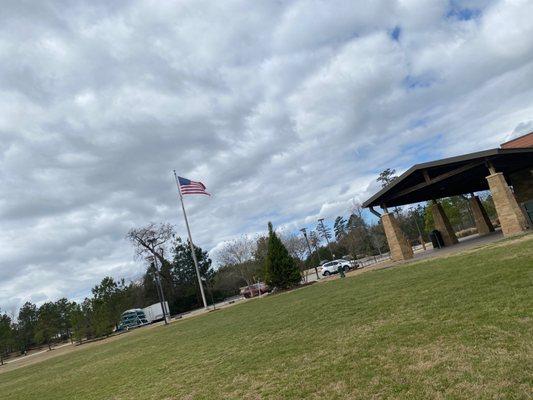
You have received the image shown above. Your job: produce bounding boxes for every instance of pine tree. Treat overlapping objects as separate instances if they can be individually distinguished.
[34,302,60,351]
[69,304,87,344]
[264,222,301,289]
[334,216,347,239]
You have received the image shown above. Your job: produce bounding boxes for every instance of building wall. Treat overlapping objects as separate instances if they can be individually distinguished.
[501,133,533,222]
[500,132,533,149]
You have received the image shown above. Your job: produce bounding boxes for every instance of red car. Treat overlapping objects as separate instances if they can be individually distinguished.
[240,282,269,298]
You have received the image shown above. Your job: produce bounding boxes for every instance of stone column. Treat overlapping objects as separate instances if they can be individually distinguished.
[381,212,414,261]
[486,172,528,236]
[430,201,458,246]
[469,195,494,235]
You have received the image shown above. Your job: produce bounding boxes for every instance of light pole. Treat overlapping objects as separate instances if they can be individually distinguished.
[145,245,169,325]
[300,228,320,280]
[318,218,335,259]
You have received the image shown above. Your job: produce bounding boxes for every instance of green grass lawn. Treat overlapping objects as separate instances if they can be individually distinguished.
[1,237,532,399]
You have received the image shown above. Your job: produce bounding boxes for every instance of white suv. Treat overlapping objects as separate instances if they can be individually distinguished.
[320,259,353,276]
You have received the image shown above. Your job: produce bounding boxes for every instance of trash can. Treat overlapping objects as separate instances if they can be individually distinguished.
[429,229,445,249]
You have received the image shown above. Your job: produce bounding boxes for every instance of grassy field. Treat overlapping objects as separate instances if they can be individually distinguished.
[1,236,532,399]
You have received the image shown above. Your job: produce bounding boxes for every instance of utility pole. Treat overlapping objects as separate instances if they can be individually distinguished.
[146,248,169,325]
[318,218,335,259]
[309,231,323,268]
[300,228,320,280]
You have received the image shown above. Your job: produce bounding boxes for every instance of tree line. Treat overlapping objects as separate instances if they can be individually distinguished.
[1,169,497,362]
[0,277,150,363]
[0,221,303,361]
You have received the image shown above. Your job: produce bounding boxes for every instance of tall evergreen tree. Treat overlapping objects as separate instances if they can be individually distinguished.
[377,168,398,188]
[55,298,75,341]
[172,238,213,286]
[90,277,133,335]
[317,222,333,242]
[333,216,347,239]
[17,302,38,352]
[34,302,60,350]
[264,222,301,289]
[171,237,214,310]
[69,303,87,344]
[0,312,13,365]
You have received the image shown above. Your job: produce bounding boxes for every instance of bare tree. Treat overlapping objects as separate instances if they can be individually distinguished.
[126,223,175,322]
[308,230,320,248]
[216,236,258,289]
[217,235,255,265]
[349,199,364,219]
[280,233,308,261]
[126,222,175,264]
[346,200,376,258]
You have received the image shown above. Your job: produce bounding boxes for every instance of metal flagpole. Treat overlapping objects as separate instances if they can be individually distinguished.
[173,170,208,309]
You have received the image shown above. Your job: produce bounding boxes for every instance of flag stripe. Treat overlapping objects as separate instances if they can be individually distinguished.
[178,176,210,196]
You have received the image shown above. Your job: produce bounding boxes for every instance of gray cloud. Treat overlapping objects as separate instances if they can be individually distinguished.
[1,0,533,313]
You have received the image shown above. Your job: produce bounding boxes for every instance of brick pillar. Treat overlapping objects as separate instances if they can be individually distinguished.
[469,195,494,235]
[486,172,528,236]
[430,201,458,246]
[381,212,413,261]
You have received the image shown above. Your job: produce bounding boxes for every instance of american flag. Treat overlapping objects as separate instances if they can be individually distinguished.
[177,176,211,196]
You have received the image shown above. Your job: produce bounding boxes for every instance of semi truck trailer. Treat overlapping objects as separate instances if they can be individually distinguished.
[143,302,169,323]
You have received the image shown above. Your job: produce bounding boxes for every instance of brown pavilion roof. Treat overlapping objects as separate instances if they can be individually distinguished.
[362,147,533,209]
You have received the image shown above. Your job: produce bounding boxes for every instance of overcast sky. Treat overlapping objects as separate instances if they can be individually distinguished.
[1,0,533,314]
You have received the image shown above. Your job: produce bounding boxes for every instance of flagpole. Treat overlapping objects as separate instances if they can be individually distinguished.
[173,170,208,309]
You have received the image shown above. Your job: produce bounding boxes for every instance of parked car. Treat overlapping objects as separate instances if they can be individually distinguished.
[240,282,269,298]
[320,259,356,276]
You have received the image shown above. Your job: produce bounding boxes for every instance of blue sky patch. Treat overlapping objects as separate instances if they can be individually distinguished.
[446,0,482,21]
[446,0,485,21]
[390,26,401,41]
[403,74,437,90]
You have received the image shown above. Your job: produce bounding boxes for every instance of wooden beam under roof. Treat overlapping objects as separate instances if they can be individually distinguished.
[389,161,486,200]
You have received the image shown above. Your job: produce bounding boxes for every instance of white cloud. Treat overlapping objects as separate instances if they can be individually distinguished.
[1,0,533,313]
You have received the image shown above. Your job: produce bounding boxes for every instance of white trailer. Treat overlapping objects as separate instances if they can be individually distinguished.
[143,302,169,323]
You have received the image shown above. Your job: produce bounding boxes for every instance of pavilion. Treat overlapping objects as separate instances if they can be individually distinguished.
[362,132,533,261]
